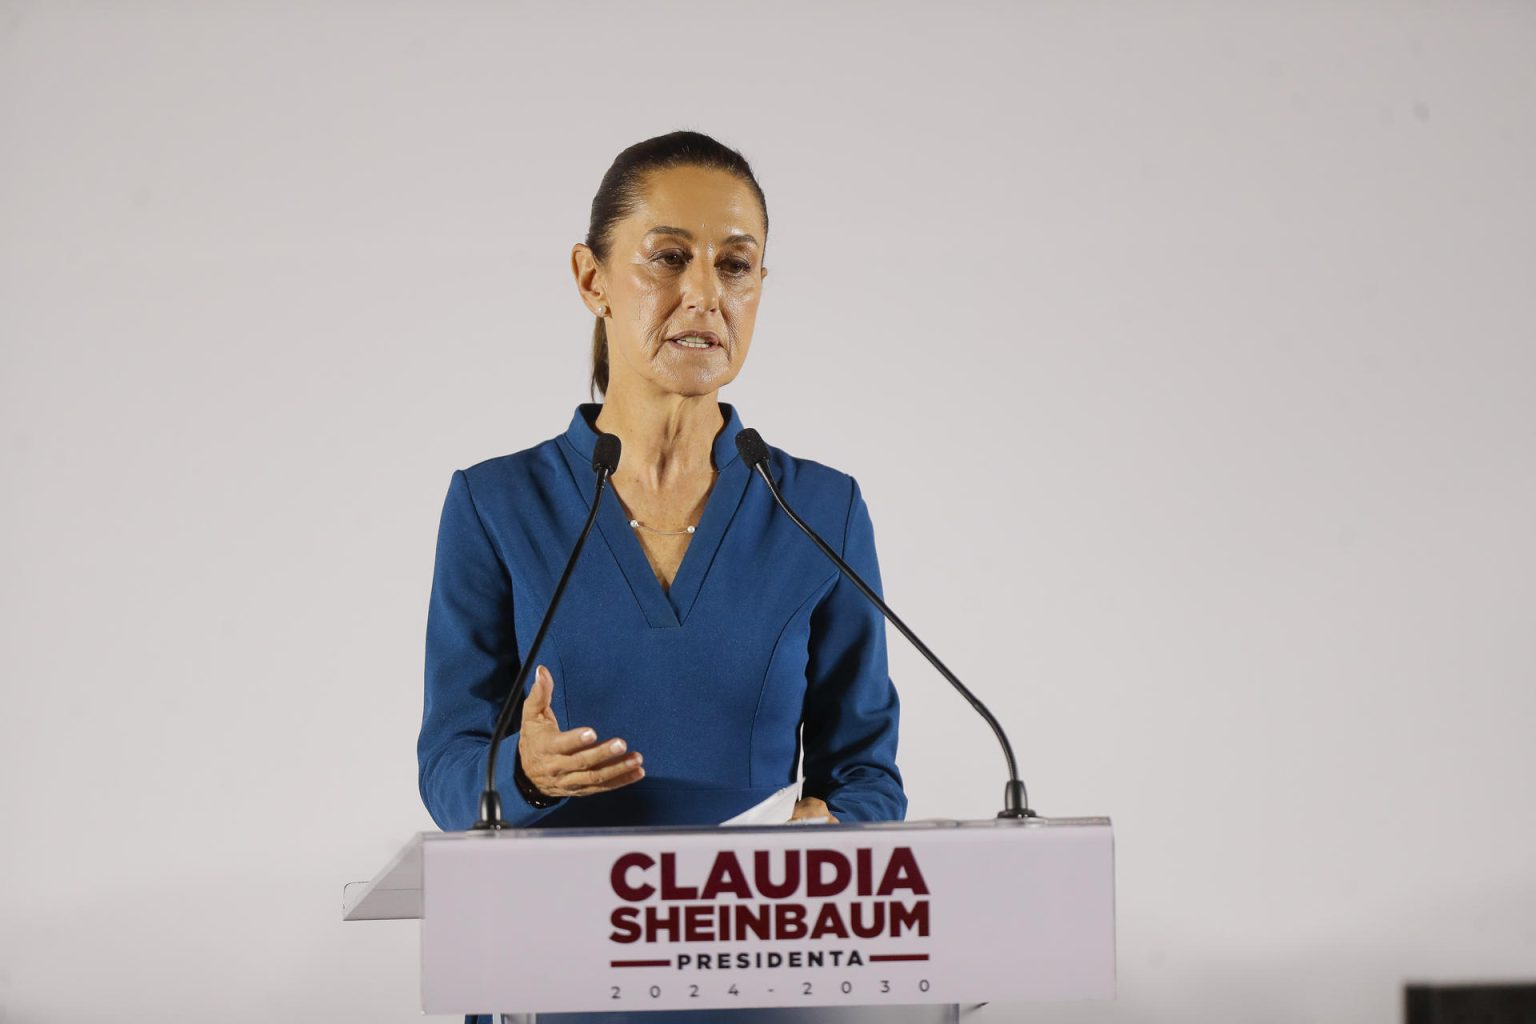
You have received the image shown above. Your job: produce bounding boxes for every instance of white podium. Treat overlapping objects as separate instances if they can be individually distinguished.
[344,816,1114,1020]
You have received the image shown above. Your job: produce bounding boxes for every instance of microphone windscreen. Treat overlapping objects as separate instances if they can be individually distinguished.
[735,428,770,469]
[593,433,622,474]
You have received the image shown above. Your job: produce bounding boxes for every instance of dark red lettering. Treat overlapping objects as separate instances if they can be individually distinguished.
[850,900,886,938]
[734,902,770,940]
[856,847,873,896]
[806,849,851,897]
[611,852,655,902]
[775,903,807,939]
[810,902,850,939]
[754,850,800,899]
[890,900,930,937]
[877,847,929,896]
[645,904,680,941]
[683,904,714,941]
[701,851,752,900]
[659,852,698,901]
[609,907,641,943]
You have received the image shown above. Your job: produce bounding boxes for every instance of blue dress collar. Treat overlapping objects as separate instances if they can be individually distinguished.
[556,400,753,629]
[562,401,745,472]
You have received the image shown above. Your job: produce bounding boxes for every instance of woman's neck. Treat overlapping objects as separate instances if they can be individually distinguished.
[593,389,724,491]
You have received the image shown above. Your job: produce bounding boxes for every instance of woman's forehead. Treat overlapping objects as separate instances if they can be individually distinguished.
[626,166,764,241]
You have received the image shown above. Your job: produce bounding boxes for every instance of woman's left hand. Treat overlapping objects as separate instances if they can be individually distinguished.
[789,796,839,823]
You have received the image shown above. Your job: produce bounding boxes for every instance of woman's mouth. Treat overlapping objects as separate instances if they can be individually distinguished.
[668,334,721,351]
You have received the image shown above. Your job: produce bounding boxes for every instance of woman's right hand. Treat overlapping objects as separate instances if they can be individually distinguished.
[517,664,645,798]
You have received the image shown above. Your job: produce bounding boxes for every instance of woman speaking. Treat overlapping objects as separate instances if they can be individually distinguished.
[417,130,906,844]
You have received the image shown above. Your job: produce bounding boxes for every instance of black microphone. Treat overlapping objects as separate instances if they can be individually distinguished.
[472,432,623,830]
[735,427,1037,820]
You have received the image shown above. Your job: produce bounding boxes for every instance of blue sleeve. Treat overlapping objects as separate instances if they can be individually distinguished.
[417,469,568,831]
[800,476,908,823]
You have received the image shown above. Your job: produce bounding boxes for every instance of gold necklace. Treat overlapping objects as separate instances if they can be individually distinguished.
[624,470,718,536]
[628,519,695,536]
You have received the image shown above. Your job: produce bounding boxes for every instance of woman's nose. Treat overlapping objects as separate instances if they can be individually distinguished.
[681,254,723,313]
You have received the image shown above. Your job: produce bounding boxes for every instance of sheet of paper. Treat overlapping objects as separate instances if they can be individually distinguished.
[720,778,804,825]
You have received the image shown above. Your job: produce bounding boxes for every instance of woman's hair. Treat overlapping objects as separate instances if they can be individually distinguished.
[584,130,769,399]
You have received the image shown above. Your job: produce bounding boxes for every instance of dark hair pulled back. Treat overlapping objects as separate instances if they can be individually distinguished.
[584,130,769,399]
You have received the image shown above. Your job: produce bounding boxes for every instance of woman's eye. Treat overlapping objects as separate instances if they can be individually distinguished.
[654,252,752,275]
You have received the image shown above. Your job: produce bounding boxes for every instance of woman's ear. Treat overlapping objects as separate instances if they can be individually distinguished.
[571,243,605,313]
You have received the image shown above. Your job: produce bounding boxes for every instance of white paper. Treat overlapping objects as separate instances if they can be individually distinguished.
[719,778,805,825]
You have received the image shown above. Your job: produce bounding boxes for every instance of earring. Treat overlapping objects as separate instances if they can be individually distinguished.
[596,304,608,317]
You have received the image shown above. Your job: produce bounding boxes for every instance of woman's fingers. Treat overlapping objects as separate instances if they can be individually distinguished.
[560,736,635,771]
[532,743,643,796]
[788,796,838,823]
[529,749,643,798]
[543,724,601,755]
[587,763,646,793]
[520,665,554,724]
[559,754,645,794]
[515,664,645,796]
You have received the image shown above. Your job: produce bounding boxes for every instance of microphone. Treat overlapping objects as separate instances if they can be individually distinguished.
[735,428,1037,820]
[472,432,623,830]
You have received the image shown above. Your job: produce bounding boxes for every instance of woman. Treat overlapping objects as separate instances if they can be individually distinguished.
[418,130,904,852]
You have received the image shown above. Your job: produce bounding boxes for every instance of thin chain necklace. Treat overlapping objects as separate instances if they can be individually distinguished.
[629,519,695,536]
[625,470,718,536]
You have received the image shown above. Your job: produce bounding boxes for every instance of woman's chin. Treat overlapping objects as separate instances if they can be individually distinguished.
[651,365,740,397]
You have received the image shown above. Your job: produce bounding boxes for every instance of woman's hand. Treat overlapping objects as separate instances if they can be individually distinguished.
[789,796,839,823]
[517,665,645,798]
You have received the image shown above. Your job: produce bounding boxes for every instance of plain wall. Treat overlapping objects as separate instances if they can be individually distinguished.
[1,1,1532,1021]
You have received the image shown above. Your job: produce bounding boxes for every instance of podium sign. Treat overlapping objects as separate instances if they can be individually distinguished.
[345,817,1114,1016]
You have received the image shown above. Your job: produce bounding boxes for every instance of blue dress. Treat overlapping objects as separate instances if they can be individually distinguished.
[416,401,907,1021]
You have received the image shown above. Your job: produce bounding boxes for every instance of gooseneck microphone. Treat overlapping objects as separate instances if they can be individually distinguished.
[734,428,1037,820]
[472,432,622,830]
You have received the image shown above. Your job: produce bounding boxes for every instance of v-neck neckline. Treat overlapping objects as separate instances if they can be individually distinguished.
[556,401,751,630]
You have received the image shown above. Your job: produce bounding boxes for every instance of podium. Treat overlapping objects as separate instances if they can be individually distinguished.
[344,816,1114,1020]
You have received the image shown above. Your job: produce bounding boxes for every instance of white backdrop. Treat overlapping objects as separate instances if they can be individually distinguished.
[2,1,1533,1021]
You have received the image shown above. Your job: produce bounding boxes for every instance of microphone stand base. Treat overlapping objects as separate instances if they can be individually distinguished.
[999,779,1037,819]
[471,791,507,831]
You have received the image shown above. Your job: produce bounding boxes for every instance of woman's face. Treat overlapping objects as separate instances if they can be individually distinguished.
[575,164,768,399]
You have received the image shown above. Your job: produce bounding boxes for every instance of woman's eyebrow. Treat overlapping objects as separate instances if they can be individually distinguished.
[644,226,759,247]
